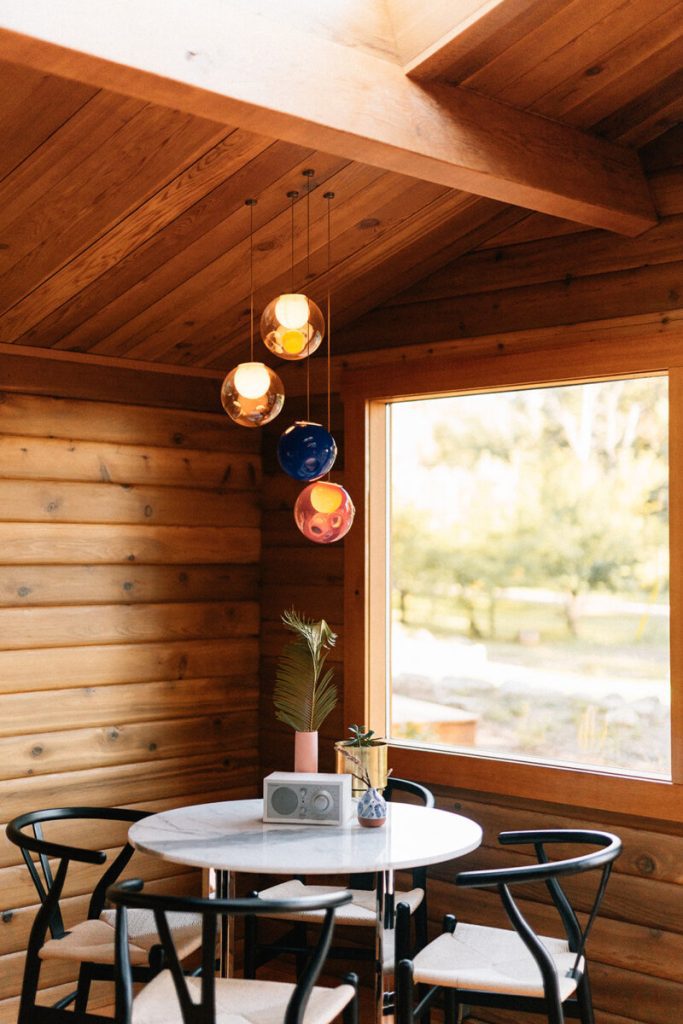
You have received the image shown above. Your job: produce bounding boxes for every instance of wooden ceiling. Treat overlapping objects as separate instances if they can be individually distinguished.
[0,0,680,372]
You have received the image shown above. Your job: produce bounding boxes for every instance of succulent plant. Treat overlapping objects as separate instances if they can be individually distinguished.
[346,724,377,747]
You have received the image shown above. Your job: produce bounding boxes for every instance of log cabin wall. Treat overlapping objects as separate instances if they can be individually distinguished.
[259,133,683,1023]
[0,358,261,1021]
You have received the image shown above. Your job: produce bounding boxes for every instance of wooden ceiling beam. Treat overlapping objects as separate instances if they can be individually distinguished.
[388,0,548,82]
[0,0,656,236]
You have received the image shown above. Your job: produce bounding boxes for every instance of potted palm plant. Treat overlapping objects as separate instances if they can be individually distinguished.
[273,609,338,772]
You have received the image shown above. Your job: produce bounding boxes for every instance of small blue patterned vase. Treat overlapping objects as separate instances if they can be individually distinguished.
[357,787,387,828]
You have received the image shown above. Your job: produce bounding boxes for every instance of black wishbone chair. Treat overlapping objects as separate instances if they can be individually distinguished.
[7,807,203,1024]
[108,879,359,1024]
[244,777,434,979]
[396,829,622,1024]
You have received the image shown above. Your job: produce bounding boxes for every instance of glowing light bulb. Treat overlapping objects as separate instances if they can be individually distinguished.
[221,363,284,428]
[275,293,309,329]
[261,295,324,360]
[281,329,307,355]
[310,482,343,513]
[233,362,271,399]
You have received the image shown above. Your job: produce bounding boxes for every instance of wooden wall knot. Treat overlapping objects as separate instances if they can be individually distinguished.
[635,853,656,875]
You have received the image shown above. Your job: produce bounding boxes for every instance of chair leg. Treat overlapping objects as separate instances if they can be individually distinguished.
[396,959,414,1024]
[415,984,432,1024]
[396,901,412,964]
[415,898,428,953]
[443,988,459,1024]
[294,922,308,978]
[343,972,359,1024]
[74,962,94,1017]
[17,945,42,1024]
[244,912,257,979]
[576,968,596,1024]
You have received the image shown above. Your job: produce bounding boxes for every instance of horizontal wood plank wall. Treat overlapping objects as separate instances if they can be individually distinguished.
[258,137,683,1022]
[0,365,261,1021]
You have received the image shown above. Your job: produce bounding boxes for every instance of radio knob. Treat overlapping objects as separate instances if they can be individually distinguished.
[312,790,332,814]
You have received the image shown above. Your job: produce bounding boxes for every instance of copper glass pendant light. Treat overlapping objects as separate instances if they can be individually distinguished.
[293,191,355,543]
[221,199,285,428]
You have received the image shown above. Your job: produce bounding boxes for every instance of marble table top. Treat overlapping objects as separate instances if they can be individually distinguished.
[129,798,482,874]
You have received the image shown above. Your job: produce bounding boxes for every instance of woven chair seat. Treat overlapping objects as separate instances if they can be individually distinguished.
[412,923,582,1000]
[130,971,356,1024]
[256,879,424,925]
[39,908,202,966]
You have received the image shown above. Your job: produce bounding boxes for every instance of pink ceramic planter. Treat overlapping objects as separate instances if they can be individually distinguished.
[294,730,318,772]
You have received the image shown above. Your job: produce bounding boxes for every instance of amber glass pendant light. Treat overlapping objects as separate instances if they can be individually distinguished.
[261,178,324,360]
[221,199,285,428]
[294,192,355,543]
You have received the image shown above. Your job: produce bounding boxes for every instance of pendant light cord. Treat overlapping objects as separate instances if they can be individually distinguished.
[306,322,311,422]
[245,198,257,362]
[287,190,298,293]
[301,168,315,424]
[324,192,334,437]
[306,176,312,422]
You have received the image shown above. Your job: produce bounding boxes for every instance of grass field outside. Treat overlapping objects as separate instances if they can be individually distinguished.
[390,593,670,777]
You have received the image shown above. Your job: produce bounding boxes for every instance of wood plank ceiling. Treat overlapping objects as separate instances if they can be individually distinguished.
[0,0,680,370]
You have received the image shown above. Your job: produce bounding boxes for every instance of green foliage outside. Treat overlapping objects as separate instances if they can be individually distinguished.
[389,378,671,775]
[391,378,669,646]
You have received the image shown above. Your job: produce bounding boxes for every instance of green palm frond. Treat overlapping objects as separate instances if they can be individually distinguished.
[274,610,338,732]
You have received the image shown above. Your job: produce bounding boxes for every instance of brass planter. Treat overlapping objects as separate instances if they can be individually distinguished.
[335,740,388,796]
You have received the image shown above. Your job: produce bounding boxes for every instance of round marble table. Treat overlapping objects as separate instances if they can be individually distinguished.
[129,797,482,875]
[129,799,482,1022]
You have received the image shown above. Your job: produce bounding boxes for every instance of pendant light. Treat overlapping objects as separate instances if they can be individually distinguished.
[294,192,355,544]
[278,173,337,481]
[294,478,356,543]
[221,199,285,428]
[260,181,324,360]
[278,421,337,480]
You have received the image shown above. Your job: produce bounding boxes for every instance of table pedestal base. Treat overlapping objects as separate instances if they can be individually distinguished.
[208,868,234,978]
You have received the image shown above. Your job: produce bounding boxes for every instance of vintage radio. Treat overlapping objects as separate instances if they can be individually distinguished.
[263,771,352,825]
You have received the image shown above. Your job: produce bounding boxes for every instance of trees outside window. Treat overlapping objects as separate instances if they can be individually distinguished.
[389,377,670,777]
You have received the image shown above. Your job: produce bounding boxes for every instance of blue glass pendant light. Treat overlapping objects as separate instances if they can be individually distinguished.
[278,420,337,480]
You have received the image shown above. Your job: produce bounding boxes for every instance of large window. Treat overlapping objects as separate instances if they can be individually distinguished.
[388,377,670,778]
[342,344,683,821]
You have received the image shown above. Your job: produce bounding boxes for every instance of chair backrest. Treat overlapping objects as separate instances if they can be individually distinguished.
[107,879,353,1024]
[456,829,621,1009]
[384,777,435,808]
[6,806,150,940]
[350,777,434,891]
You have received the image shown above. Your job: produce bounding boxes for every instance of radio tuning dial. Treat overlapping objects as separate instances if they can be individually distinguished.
[312,790,332,814]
